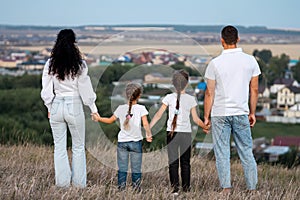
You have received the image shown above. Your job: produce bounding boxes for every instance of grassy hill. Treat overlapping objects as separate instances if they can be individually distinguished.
[0,145,299,200]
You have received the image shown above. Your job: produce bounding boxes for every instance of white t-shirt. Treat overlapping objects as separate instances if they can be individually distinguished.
[162,93,198,132]
[204,48,261,116]
[114,104,149,142]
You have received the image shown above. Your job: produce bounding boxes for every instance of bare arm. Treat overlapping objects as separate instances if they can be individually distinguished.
[92,113,117,124]
[204,79,216,123]
[149,104,167,128]
[249,75,259,127]
[142,115,152,142]
[191,107,205,128]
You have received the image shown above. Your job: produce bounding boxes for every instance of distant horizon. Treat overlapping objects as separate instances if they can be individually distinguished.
[1,23,300,31]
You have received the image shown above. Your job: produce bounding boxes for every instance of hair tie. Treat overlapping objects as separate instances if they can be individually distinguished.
[126,114,133,119]
[174,109,180,115]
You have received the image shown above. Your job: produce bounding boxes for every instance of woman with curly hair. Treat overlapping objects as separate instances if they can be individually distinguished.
[41,29,98,188]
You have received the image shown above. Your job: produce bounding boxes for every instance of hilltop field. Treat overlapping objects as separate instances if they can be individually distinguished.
[0,145,299,200]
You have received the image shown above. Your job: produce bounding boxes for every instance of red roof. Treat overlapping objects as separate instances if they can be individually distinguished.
[273,136,300,147]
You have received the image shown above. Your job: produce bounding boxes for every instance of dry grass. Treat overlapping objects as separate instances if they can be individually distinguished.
[0,145,299,200]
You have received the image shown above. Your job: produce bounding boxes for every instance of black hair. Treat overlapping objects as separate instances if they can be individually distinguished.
[48,29,83,80]
[221,25,239,45]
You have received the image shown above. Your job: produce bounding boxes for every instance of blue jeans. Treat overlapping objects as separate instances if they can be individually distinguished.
[211,115,257,190]
[50,96,86,188]
[117,141,142,190]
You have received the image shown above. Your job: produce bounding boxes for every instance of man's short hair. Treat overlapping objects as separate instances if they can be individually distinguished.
[221,25,238,45]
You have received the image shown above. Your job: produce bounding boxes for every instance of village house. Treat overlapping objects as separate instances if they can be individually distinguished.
[0,59,19,68]
[17,61,45,71]
[40,48,52,57]
[263,77,300,123]
[262,136,300,162]
[277,86,300,109]
[257,85,271,110]
[270,78,299,94]
[272,136,300,148]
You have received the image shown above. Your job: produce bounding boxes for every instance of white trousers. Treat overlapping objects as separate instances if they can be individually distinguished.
[50,96,86,188]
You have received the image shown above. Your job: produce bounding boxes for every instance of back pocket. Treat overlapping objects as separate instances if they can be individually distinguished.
[66,102,83,117]
[51,102,60,115]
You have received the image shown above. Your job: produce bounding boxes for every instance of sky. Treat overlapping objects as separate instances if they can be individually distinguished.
[1,0,300,29]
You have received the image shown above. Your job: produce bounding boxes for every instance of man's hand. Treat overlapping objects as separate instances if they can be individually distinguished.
[248,113,256,128]
[203,118,211,134]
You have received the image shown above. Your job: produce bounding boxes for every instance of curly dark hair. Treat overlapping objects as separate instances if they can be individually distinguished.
[49,29,83,80]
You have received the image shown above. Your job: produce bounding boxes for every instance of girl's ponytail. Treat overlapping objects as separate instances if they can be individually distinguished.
[124,97,133,130]
[170,89,181,137]
[123,82,142,130]
[169,70,189,137]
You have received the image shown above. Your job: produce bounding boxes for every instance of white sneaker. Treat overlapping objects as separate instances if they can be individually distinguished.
[172,192,179,197]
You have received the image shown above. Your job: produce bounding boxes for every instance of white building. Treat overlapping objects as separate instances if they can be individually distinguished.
[270,78,299,94]
[284,103,300,118]
[277,86,300,109]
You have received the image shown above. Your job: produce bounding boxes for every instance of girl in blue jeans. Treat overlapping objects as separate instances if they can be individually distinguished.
[92,83,152,191]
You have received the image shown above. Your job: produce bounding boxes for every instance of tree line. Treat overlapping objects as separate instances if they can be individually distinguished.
[253,49,300,86]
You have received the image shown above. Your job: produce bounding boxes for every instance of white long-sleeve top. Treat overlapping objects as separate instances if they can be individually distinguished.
[41,59,98,113]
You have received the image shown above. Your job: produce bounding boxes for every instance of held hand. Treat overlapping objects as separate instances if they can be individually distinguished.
[248,113,256,128]
[203,118,211,134]
[146,134,153,142]
[204,118,210,126]
[91,112,101,122]
[202,127,210,134]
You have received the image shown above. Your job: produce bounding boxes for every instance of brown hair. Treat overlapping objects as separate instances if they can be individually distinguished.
[170,70,189,137]
[123,82,143,130]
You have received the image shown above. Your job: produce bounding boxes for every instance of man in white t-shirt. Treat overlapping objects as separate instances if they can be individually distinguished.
[204,25,260,194]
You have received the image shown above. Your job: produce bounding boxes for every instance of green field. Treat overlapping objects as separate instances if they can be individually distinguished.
[252,120,300,139]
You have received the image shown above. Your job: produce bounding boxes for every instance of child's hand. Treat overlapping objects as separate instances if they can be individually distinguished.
[202,119,210,133]
[202,118,211,134]
[91,112,101,122]
[202,126,210,134]
[146,134,152,142]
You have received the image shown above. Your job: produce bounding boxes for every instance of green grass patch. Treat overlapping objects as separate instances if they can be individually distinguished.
[252,120,300,139]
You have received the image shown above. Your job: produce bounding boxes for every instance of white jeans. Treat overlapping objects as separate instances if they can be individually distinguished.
[50,96,86,188]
